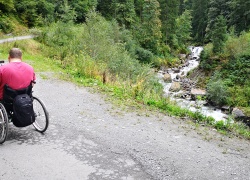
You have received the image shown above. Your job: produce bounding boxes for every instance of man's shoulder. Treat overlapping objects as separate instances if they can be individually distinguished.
[21,61,33,67]
[0,62,34,71]
[0,63,11,70]
[22,62,34,70]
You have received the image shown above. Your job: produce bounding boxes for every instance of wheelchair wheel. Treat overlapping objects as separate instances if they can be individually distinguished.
[0,103,8,144]
[32,96,49,133]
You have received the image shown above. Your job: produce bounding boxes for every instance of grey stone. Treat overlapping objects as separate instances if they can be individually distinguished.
[232,107,245,118]
[169,82,181,92]
[163,73,172,83]
[190,88,206,100]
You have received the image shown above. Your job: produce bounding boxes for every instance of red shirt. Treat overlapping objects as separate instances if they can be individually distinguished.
[0,62,36,100]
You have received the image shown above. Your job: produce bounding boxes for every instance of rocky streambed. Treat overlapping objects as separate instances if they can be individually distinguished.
[158,47,250,126]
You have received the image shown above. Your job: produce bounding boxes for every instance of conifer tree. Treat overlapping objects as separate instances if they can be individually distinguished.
[139,0,162,53]
[69,0,97,22]
[183,0,192,11]
[159,0,180,47]
[191,0,209,44]
[229,0,250,34]
[134,0,143,20]
[14,0,39,27]
[57,0,76,23]
[179,0,185,15]
[96,0,114,19]
[176,10,192,49]
[206,0,230,41]
[211,15,227,54]
[114,0,137,27]
[97,0,136,28]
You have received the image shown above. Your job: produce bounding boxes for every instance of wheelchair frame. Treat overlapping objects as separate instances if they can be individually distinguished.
[0,96,49,144]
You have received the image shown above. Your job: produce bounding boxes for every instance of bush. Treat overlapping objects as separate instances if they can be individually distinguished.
[200,43,215,71]
[206,76,229,106]
[222,55,250,85]
[227,84,250,107]
[135,47,154,64]
[224,32,250,58]
[0,15,14,33]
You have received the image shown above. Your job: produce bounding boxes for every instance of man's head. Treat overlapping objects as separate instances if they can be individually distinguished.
[8,48,22,62]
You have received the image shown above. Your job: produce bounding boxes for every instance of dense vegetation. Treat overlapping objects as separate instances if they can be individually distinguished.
[0,0,249,137]
[200,33,250,108]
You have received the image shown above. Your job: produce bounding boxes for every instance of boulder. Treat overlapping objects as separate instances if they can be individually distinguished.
[221,106,231,114]
[178,54,186,60]
[169,82,181,92]
[172,68,180,73]
[242,117,250,127]
[232,107,250,127]
[163,73,172,83]
[232,107,245,118]
[190,88,206,100]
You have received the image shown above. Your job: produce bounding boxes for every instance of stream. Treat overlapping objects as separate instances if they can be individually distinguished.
[158,46,228,122]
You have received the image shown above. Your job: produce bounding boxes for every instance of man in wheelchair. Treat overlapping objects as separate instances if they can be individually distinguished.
[0,48,36,126]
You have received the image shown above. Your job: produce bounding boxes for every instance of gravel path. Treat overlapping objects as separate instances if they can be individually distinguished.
[0,72,250,180]
[0,35,36,44]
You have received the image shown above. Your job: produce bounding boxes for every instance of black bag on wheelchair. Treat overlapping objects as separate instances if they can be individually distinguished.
[3,83,35,127]
[12,94,35,127]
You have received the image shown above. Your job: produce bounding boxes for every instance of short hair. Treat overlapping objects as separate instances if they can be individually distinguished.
[9,48,22,59]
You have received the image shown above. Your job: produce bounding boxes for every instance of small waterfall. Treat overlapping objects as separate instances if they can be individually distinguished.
[158,46,228,121]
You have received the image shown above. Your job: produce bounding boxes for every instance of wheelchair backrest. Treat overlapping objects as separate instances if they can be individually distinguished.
[3,82,33,112]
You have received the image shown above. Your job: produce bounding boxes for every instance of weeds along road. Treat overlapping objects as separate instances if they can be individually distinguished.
[0,73,250,180]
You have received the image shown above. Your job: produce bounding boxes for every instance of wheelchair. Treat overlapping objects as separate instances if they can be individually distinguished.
[0,82,49,144]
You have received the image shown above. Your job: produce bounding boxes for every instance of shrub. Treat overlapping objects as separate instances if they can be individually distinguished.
[224,31,250,58]
[206,76,229,106]
[200,43,215,71]
[0,15,14,33]
[211,15,228,54]
[135,47,154,64]
[227,84,250,107]
[222,55,250,85]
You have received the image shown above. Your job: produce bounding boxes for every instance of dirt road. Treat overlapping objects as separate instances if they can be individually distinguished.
[0,73,249,180]
[0,35,36,44]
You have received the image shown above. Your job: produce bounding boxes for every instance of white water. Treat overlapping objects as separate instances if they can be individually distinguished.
[158,46,228,121]
[175,99,227,121]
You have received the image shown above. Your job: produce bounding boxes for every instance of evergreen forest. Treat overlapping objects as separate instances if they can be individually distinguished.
[0,0,250,136]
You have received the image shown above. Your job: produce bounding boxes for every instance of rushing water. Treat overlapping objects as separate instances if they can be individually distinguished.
[158,46,228,121]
